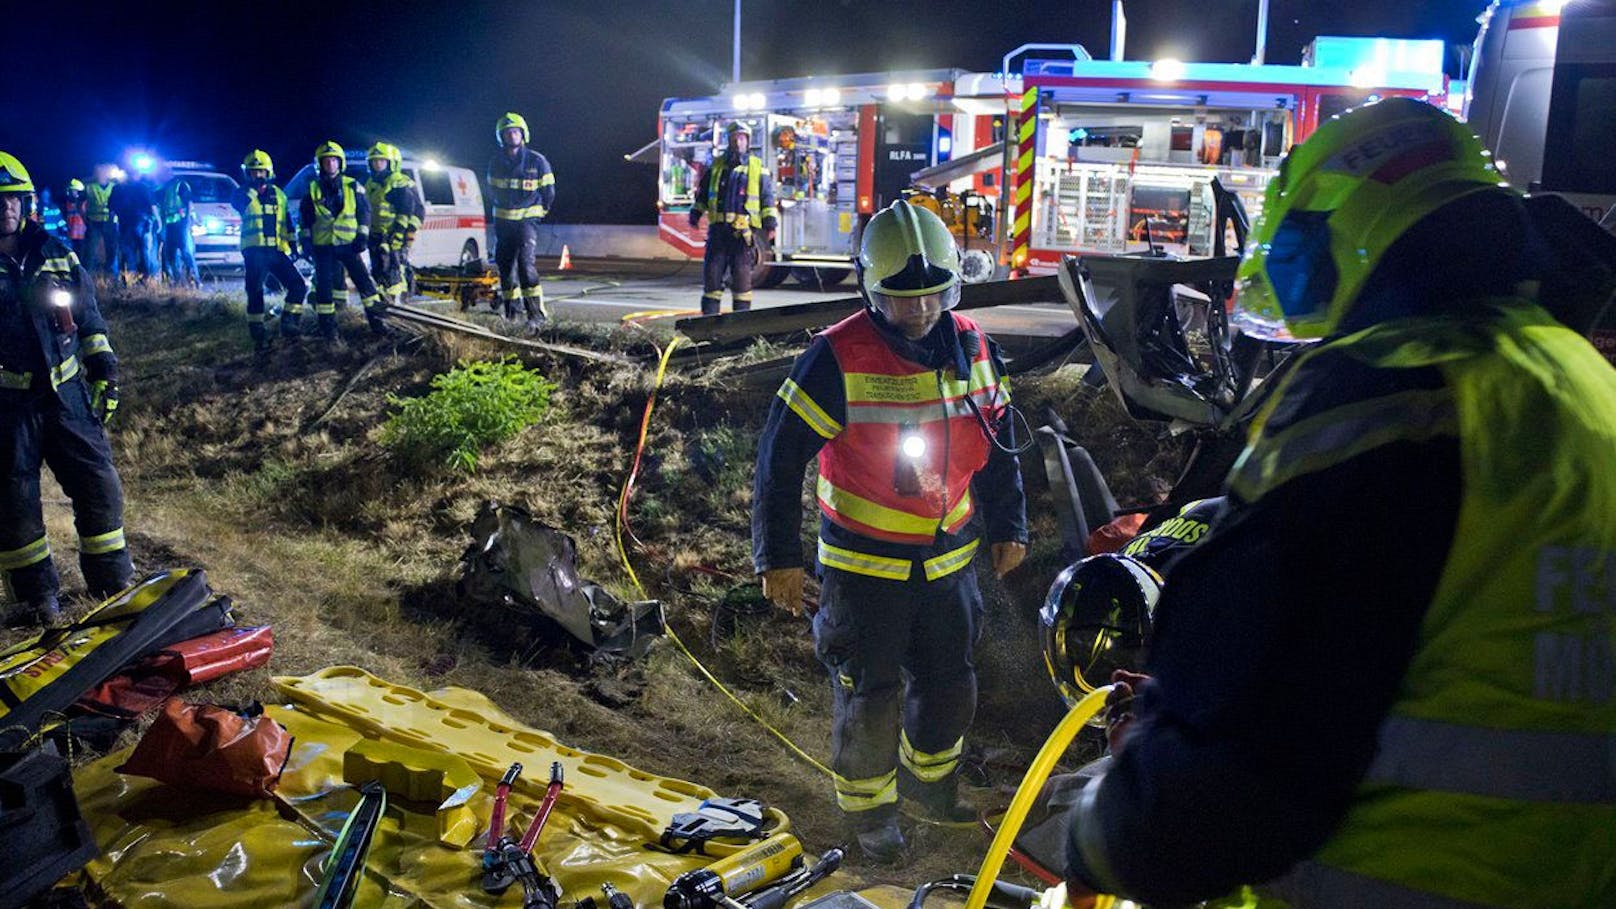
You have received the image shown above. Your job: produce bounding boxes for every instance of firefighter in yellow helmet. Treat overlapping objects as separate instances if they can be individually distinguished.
[752,199,1028,862]
[487,112,555,329]
[231,150,307,352]
[298,141,386,340]
[364,142,423,307]
[1060,99,1616,908]
[0,152,132,626]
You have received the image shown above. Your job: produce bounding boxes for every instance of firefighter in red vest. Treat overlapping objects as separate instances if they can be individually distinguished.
[751,199,1028,863]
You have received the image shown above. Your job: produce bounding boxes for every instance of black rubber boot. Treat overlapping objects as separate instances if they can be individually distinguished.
[4,595,62,629]
[850,808,905,865]
[903,776,978,826]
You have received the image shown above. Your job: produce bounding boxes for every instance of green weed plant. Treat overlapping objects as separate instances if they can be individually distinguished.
[382,358,556,473]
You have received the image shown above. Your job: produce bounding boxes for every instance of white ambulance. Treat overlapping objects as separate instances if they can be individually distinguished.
[1466,0,1616,226]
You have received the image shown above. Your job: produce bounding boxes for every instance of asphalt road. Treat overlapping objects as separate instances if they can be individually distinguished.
[198,258,1084,345]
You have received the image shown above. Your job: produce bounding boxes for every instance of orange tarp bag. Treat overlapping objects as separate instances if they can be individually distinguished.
[117,698,291,799]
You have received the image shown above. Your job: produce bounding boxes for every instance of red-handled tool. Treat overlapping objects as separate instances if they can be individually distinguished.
[519,762,565,854]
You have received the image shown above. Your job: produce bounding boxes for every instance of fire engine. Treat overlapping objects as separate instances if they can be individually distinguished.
[648,37,1451,282]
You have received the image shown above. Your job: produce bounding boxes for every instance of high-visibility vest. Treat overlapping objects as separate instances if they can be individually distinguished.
[159,179,189,225]
[241,185,290,251]
[698,153,776,228]
[308,177,359,246]
[366,171,415,235]
[86,183,114,222]
[812,311,1005,552]
[1230,301,1616,908]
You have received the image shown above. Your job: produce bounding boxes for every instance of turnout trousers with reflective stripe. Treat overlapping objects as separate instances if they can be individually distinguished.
[701,224,754,316]
[812,563,982,822]
[311,246,382,338]
[243,247,308,345]
[368,240,408,303]
[85,221,119,277]
[0,385,132,603]
[493,219,546,322]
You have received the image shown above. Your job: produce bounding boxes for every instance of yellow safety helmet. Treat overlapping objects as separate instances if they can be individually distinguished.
[367,141,401,172]
[496,112,530,145]
[241,149,275,178]
[314,140,346,167]
[0,151,36,195]
[1233,98,1511,341]
[67,178,86,193]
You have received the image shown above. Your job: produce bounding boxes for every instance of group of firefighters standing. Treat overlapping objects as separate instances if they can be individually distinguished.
[57,168,199,288]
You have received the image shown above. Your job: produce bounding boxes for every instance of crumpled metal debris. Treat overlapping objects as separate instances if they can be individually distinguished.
[458,501,664,658]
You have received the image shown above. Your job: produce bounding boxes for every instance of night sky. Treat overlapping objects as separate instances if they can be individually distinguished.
[7,0,1489,223]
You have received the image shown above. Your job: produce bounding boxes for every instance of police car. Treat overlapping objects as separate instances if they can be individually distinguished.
[168,162,244,268]
[285,150,487,268]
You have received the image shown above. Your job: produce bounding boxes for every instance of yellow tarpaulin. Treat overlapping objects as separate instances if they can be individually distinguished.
[77,667,802,907]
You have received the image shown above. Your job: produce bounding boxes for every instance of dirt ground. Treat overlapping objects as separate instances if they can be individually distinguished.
[16,288,1182,894]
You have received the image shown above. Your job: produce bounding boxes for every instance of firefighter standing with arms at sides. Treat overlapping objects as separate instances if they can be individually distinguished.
[158,168,199,287]
[487,112,554,329]
[83,168,118,278]
[0,152,132,627]
[109,169,158,286]
[364,142,423,307]
[1058,99,1616,908]
[60,179,89,254]
[298,141,385,341]
[232,150,307,352]
[690,122,777,315]
[752,199,1028,863]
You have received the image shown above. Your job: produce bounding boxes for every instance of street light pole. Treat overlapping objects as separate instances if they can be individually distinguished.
[733,0,742,84]
[1252,0,1270,65]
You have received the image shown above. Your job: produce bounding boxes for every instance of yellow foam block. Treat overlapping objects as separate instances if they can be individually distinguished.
[343,738,482,848]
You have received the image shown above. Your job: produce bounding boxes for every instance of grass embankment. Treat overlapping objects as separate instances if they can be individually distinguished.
[21,287,1180,887]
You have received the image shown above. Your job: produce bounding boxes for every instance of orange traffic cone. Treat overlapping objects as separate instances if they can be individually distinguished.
[558,245,572,270]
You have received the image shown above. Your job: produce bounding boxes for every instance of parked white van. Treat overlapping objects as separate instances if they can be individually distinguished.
[285,150,488,267]
[1466,0,1616,226]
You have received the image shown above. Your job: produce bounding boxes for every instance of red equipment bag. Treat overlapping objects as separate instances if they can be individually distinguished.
[117,698,292,799]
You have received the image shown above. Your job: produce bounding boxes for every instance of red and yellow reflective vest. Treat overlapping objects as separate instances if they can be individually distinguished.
[814,311,1006,548]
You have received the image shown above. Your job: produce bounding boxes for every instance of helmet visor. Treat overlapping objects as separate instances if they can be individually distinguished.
[870,283,960,339]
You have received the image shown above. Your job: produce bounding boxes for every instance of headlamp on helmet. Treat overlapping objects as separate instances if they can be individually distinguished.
[1040,554,1163,708]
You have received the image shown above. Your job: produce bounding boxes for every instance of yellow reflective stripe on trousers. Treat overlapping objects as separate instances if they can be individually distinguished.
[922,538,979,581]
[50,355,80,389]
[82,333,113,357]
[900,730,963,783]
[0,367,32,390]
[817,539,910,580]
[817,475,944,540]
[0,536,52,570]
[1365,714,1616,803]
[1230,388,1457,502]
[80,528,126,555]
[494,205,548,220]
[778,378,843,440]
[834,769,897,811]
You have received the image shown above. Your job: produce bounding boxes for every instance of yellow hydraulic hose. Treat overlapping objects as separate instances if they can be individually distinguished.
[965,684,1116,909]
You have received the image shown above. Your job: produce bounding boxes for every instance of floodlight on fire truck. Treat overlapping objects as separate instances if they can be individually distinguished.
[886,83,930,102]
[1150,59,1186,82]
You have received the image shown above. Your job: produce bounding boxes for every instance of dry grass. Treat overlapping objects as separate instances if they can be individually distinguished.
[13,292,1177,889]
